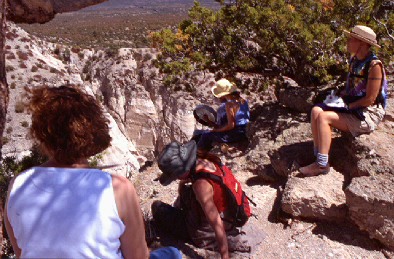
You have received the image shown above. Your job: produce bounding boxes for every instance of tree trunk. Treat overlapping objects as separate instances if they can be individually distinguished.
[0,0,8,255]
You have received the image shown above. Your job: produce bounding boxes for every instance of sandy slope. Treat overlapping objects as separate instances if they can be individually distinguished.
[135,162,386,259]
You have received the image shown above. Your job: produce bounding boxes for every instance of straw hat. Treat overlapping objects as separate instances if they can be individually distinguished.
[344,25,380,48]
[211,78,238,98]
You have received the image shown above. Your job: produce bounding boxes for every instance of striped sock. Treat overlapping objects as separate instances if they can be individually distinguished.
[317,153,328,167]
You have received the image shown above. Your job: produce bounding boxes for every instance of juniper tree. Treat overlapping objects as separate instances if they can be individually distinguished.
[151,0,393,87]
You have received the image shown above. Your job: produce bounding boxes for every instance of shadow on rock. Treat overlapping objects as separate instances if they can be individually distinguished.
[269,141,315,178]
[266,183,293,226]
[249,102,308,145]
[312,221,383,251]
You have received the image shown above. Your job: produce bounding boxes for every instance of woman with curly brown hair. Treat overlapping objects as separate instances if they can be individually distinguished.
[3,85,151,258]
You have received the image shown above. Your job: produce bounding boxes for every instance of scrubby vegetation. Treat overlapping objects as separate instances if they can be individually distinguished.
[151,0,393,87]
[0,147,47,202]
[14,101,25,113]
[19,11,189,50]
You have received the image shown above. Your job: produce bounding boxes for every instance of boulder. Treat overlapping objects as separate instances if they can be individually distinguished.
[245,102,309,178]
[269,123,314,177]
[344,97,394,177]
[276,77,315,114]
[281,169,347,222]
[8,0,107,24]
[345,174,394,250]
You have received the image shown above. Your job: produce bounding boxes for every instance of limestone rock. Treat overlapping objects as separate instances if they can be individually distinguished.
[343,97,394,177]
[281,169,347,222]
[276,77,315,114]
[345,174,394,250]
[8,0,108,24]
[269,123,314,177]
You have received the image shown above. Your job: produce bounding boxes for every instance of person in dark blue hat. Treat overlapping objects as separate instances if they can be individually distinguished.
[153,140,250,259]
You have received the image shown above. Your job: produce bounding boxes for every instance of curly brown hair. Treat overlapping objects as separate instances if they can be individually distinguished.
[27,85,111,165]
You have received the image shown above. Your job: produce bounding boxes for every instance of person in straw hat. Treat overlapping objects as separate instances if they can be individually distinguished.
[299,25,388,176]
[196,78,250,154]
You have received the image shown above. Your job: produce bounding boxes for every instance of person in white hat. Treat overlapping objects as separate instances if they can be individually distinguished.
[196,78,250,154]
[299,25,388,176]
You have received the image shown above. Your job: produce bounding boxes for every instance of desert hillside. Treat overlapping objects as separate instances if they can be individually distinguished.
[2,20,394,258]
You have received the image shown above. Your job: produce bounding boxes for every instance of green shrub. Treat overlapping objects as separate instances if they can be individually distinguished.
[21,121,29,127]
[82,61,91,74]
[14,101,25,113]
[6,53,16,60]
[62,48,71,62]
[0,146,47,200]
[54,46,60,55]
[16,50,29,61]
[31,66,38,72]
[151,1,394,87]
[10,82,16,89]
[2,137,9,145]
[88,153,103,167]
[5,65,14,72]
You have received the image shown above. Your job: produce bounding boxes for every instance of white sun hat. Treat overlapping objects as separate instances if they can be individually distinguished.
[211,78,238,98]
[344,25,380,48]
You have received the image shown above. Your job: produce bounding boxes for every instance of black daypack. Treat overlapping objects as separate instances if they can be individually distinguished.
[191,164,255,227]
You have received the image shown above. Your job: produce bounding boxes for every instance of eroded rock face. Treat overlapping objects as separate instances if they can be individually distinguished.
[275,77,315,114]
[345,174,394,250]
[7,0,107,24]
[281,169,347,222]
[93,48,214,160]
[345,98,394,177]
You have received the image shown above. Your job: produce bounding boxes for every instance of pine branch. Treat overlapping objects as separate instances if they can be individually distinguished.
[373,16,394,42]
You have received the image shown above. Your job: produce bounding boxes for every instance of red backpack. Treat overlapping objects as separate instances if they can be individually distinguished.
[191,164,254,227]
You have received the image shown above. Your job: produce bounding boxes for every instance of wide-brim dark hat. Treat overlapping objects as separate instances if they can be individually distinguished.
[157,140,197,186]
[193,104,217,126]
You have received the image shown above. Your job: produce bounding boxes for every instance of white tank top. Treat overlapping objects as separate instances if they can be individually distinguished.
[7,167,125,258]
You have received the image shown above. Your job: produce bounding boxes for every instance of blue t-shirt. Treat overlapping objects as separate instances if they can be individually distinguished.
[216,101,250,127]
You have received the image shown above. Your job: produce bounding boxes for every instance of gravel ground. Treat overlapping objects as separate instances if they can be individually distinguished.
[133,163,388,259]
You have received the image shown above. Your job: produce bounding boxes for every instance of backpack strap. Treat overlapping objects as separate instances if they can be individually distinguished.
[348,55,386,108]
[217,165,257,207]
[369,60,386,108]
[191,170,223,184]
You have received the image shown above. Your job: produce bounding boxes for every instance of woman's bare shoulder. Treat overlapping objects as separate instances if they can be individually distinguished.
[196,158,216,172]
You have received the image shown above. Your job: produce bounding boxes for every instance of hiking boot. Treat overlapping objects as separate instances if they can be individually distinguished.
[298,162,330,177]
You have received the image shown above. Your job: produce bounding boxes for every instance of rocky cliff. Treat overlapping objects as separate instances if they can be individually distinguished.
[3,23,216,175]
[7,0,108,24]
[3,23,394,253]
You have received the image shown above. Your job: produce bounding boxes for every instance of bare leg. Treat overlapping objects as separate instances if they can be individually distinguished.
[317,111,350,154]
[300,111,350,176]
[311,106,324,148]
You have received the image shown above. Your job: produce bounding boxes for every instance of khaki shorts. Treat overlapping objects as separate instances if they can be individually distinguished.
[341,105,385,137]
